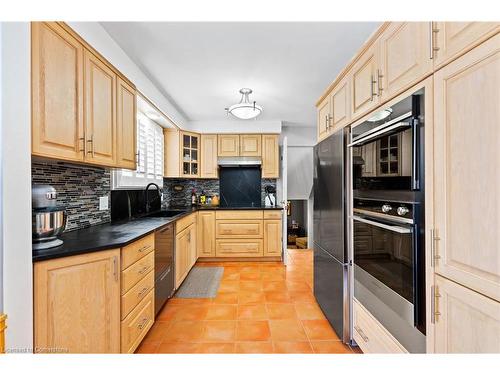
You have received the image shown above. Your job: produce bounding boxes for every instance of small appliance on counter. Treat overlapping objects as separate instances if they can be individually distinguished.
[32,184,67,250]
[264,185,276,207]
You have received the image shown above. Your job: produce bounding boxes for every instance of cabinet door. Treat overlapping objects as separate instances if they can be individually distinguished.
[84,50,117,166]
[433,22,500,68]
[433,34,500,301]
[351,42,380,119]
[240,134,262,156]
[317,96,331,141]
[181,132,200,177]
[32,22,85,162]
[34,249,121,353]
[434,275,500,353]
[197,211,215,257]
[379,22,433,99]
[189,222,198,268]
[264,219,282,256]
[262,134,280,178]
[116,78,137,169]
[175,229,189,289]
[360,142,376,177]
[329,78,351,131]
[200,134,218,178]
[218,134,240,156]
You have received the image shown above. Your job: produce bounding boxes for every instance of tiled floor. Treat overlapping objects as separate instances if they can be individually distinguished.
[136,249,360,354]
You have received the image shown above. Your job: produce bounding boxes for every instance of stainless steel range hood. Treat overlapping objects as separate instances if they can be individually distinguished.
[217,156,262,167]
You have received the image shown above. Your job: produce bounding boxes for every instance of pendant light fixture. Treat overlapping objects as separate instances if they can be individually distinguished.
[225,88,263,120]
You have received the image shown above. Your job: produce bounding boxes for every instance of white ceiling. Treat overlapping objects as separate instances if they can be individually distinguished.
[101,22,380,127]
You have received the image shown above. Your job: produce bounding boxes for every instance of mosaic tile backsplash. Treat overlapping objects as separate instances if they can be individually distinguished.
[32,161,111,232]
[163,177,277,207]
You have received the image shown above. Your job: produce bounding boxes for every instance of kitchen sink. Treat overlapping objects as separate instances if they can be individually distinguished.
[147,210,187,218]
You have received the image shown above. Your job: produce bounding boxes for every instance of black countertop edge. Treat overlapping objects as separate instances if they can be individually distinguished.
[32,206,283,262]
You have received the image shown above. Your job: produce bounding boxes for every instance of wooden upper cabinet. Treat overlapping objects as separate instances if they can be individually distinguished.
[181,131,200,177]
[351,41,381,119]
[240,134,262,156]
[84,50,117,167]
[34,249,121,353]
[197,211,216,257]
[434,275,500,353]
[262,134,280,178]
[432,22,500,69]
[379,22,433,100]
[32,22,85,162]
[218,134,240,156]
[329,77,351,131]
[116,78,137,169]
[200,134,218,178]
[433,34,500,302]
[317,96,331,142]
[264,219,282,256]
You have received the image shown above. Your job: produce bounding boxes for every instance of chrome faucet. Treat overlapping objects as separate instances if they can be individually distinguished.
[144,183,161,213]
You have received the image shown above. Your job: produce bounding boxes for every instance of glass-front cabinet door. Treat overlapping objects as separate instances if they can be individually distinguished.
[181,131,199,177]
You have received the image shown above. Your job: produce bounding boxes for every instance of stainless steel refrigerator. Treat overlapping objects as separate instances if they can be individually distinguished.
[313,127,351,343]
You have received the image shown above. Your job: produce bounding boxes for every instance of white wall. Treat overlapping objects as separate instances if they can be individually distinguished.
[1,22,32,351]
[67,22,188,129]
[186,120,282,134]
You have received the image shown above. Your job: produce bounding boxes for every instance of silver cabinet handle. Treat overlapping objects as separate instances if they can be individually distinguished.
[429,22,440,59]
[87,134,95,157]
[136,150,140,167]
[138,266,149,275]
[354,325,369,342]
[431,228,441,267]
[431,285,442,323]
[377,69,383,96]
[370,75,377,100]
[138,287,149,298]
[113,256,118,282]
[79,137,86,154]
[138,245,151,253]
[137,317,149,330]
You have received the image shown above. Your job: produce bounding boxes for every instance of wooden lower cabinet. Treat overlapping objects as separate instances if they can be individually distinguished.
[353,298,408,353]
[175,217,197,288]
[34,249,121,353]
[216,239,263,257]
[264,219,282,256]
[121,290,154,354]
[216,220,263,238]
[433,275,500,353]
[197,211,216,257]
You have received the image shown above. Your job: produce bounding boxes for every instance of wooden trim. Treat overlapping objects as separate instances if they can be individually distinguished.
[315,22,391,106]
[0,314,6,354]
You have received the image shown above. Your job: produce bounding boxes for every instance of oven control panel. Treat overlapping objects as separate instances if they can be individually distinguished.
[353,198,414,221]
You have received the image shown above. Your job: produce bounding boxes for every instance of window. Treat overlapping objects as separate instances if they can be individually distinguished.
[112,114,164,189]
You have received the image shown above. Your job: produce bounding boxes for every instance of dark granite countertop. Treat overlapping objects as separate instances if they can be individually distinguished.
[32,206,283,262]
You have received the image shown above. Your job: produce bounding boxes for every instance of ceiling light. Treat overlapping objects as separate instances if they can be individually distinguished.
[225,88,263,120]
[367,108,393,122]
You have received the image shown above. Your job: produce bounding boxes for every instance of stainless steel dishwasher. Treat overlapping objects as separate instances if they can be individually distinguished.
[154,224,175,315]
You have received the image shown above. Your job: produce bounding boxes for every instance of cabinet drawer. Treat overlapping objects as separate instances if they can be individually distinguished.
[176,213,196,234]
[216,239,263,257]
[263,210,282,220]
[121,290,154,353]
[216,210,263,220]
[121,252,154,295]
[353,298,407,353]
[121,270,154,320]
[121,234,154,270]
[216,220,263,238]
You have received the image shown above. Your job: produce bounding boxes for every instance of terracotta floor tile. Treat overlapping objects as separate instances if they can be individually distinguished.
[286,280,311,292]
[218,281,240,293]
[239,280,263,292]
[235,341,274,353]
[237,304,268,320]
[294,303,326,320]
[264,291,292,304]
[156,342,202,353]
[211,292,239,304]
[269,320,307,341]
[273,341,313,354]
[236,321,271,341]
[301,320,340,340]
[222,273,240,281]
[205,304,237,320]
[289,291,316,303]
[156,304,184,321]
[197,343,235,353]
[262,280,287,292]
[135,341,160,353]
[238,291,266,304]
[261,272,285,281]
[202,321,236,342]
[141,321,171,343]
[310,341,353,354]
[174,305,210,321]
[239,266,261,274]
[240,272,261,281]
[266,304,297,320]
[163,321,205,342]
[168,297,212,305]
[222,266,240,275]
